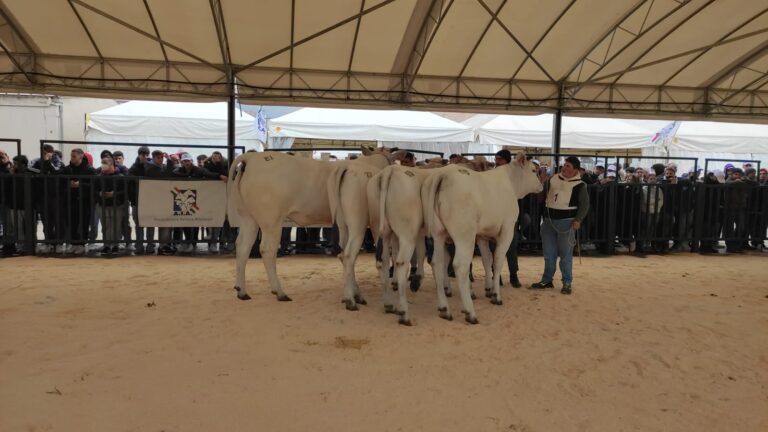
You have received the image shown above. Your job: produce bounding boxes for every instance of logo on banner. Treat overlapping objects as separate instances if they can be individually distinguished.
[172,187,199,216]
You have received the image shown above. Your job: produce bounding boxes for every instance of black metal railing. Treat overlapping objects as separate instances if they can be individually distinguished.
[2,173,766,257]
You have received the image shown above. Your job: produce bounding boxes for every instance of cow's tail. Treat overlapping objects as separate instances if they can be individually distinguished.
[227,153,249,219]
[327,165,348,227]
[378,165,394,234]
[422,172,444,237]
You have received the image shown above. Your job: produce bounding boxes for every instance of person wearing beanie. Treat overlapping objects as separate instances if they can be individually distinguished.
[531,156,589,295]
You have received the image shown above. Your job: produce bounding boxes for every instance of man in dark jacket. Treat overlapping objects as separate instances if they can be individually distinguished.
[2,155,34,256]
[172,152,219,253]
[62,148,96,255]
[32,144,65,253]
[723,168,756,253]
[95,157,127,255]
[128,146,154,254]
[202,151,229,253]
[146,150,177,254]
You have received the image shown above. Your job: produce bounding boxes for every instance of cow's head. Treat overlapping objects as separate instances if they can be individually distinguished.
[509,153,543,199]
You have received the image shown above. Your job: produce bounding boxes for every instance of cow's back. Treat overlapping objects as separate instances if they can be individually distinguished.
[236,152,336,225]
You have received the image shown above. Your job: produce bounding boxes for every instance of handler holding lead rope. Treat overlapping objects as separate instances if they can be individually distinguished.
[530,156,590,295]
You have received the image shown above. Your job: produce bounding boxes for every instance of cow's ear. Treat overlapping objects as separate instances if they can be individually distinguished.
[361,146,373,156]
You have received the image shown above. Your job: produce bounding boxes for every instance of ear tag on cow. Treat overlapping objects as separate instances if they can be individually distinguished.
[458,169,470,175]
[264,155,273,161]
[404,170,415,177]
[365,171,373,178]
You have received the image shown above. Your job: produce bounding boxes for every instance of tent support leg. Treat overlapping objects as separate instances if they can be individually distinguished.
[227,79,236,163]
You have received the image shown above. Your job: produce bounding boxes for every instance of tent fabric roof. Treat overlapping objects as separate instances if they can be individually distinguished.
[472,114,668,149]
[268,107,473,142]
[88,101,259,140]
[1,0,767,121]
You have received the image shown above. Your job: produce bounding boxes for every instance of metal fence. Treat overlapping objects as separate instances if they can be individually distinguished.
[2,173,766,257]
[0,138,21,156]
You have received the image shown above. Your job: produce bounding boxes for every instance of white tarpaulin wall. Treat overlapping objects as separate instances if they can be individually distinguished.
[86,101,263,164]
[471,114,668,152]
[642,121,768,173]
[268,108,473,158]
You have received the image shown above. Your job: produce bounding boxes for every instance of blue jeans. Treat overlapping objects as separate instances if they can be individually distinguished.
[540,218,575,284]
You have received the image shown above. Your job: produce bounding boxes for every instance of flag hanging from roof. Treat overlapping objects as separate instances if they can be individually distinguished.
[651,121,681,144]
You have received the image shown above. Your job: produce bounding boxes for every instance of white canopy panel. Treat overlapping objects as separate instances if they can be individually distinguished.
[473,114,667,149]
[268,107,473,142]
[1,0,767,121]
[86,101,264,161]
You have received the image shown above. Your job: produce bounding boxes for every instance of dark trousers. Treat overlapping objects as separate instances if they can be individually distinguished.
[69,199,92,245]
[39,197,63,245]
[723,209,746,252]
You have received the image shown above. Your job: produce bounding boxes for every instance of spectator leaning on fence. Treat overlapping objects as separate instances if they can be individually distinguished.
[95,157,127,255]
[32,144,65,253]
[1,155,33,256]
[171,152,220,253]
[128,146,154,254]
[723,168,756,254]
[531,156,589,295]
[61,148,95,255]
[146,150,176,255]
[203,151,229,253]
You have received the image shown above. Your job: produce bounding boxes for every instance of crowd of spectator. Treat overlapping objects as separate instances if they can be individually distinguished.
[0,146,230,257]
[1,147,766,258]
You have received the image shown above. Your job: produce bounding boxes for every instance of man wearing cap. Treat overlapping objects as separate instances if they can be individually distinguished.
[531,156,589,295]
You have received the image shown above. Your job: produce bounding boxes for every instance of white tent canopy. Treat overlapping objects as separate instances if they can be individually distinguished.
[2,1,767,121]
[642,120,768,172]
[268,107,473,157]
[470,114,667,151]
[86,101,263,163]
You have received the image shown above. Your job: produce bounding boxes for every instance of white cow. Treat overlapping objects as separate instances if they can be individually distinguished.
[421,155,543,324]
[228,148,393,305]
[377,158,494,325]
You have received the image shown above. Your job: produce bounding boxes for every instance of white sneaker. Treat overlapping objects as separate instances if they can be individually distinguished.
[71,245,85,255]
[54,245,65,254]
[38,244,51,254]
[208,244,219,254]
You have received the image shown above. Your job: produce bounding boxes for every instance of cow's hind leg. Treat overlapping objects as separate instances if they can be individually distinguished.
[394,239,416,325]
[477,239,494,299]
[260,222,291,301]
[490,228,514,306]
[431,234,452,321]
[410,235,426,292]
[453,239,479,324]
[341,224,367,311]
[378,235,396,313]
[234,218,259,300]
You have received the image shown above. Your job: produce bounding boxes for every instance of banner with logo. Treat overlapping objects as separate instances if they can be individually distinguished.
[138,180,227,227]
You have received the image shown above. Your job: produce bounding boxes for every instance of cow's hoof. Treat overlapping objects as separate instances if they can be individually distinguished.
[277,294,292,302]
[409,275,421,292]
[384,304,396,314]
[465,315,479,325]
[438,309,453,321]
[354,295,367,305]
[470,292,477,300]
[344,300,358,311]
[237,293,251,301]
[398,317,413,326]
[490,298,503,306]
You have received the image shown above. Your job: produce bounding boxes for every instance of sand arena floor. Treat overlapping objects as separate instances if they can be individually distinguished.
[1,253,767,432]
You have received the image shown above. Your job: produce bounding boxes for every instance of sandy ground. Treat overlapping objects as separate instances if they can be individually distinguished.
[1,253,767,432]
